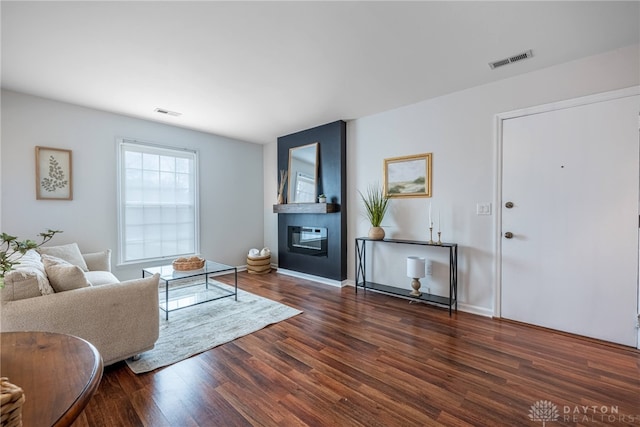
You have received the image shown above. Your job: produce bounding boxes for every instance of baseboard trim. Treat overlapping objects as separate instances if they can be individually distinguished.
[457,303,493,317]
[276,268,347,288]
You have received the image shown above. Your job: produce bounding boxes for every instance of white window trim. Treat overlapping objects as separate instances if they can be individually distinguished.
[116,137,200,266]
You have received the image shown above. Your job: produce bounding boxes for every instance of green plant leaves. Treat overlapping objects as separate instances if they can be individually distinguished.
[0,229,62,286]
[359,183,390,227]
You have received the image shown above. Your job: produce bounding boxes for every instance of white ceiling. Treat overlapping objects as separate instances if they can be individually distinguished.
[2,1,639,144]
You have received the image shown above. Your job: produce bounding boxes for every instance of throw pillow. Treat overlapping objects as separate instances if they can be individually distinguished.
[4,249,55,297]
[1,270,48,301]
[41,254,91,292]
[82,249,111,272]
[38,243,89,271]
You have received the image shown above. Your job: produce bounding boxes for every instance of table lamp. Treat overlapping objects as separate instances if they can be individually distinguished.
[407,256,426,296]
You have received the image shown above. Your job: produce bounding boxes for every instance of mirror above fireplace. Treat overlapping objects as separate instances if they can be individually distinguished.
[288,142,318,203]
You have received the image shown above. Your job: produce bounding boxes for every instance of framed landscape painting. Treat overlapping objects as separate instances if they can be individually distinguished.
[36,146,73,200]
[383,153,432,198]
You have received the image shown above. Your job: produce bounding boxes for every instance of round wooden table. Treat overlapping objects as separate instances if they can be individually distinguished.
[0,331,103,427]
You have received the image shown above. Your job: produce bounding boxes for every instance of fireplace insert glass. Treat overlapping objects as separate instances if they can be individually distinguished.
[288,226,328,256]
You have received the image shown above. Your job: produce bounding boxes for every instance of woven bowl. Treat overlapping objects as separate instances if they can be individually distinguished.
[172,257,205,271]
[1,377,25,427]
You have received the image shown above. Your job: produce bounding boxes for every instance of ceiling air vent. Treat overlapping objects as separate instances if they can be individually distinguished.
[154,108,182,117]
[489,49,533,69]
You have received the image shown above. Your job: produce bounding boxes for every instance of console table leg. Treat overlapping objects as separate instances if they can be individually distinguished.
[355,239,367,293]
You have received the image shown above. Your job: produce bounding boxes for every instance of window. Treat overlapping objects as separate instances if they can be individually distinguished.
[117,139,199,264]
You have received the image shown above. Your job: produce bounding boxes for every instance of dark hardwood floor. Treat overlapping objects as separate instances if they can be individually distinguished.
[73,271,640,426]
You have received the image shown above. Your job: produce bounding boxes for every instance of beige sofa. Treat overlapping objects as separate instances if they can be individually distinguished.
[0,246,160,365]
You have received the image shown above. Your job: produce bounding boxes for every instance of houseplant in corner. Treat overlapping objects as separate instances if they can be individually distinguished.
[359,183,390,240]
[0,229,61,288]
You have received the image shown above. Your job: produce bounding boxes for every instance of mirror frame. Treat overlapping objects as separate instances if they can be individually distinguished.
[287,142,319,203]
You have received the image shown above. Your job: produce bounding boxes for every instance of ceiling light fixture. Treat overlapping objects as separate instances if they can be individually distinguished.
[154,108,182,117]
[489,49,533,69]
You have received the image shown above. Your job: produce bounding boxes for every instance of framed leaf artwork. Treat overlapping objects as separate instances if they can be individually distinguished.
[35,146,73,200]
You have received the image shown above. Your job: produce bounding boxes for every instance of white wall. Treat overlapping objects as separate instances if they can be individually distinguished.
[263,141,278,257]
[1,90,264,280]
[264,44,640,315]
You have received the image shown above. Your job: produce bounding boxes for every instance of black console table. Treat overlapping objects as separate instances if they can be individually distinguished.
[355,237,458,315]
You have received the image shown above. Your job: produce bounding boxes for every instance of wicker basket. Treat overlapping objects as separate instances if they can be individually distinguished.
[172,256,205,271]
[1,377,24,427]
[247,254,271,275]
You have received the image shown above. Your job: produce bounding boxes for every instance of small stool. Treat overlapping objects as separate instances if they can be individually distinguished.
[246,254,271,275]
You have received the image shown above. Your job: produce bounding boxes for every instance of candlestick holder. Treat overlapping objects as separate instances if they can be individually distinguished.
[428,227,434,244]
[436,231,442,245]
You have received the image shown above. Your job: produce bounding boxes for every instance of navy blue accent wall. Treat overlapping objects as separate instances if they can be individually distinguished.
[277,120,347,281]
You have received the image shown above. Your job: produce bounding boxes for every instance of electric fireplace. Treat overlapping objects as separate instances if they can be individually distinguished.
[288,226,328,256]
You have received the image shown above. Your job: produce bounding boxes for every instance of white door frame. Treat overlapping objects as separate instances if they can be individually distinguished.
[493,86,640,331]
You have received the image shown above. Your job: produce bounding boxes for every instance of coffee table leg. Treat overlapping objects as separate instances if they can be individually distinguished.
[165,280,169,320]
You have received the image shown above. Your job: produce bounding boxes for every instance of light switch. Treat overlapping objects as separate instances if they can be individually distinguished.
[477,202,492,215]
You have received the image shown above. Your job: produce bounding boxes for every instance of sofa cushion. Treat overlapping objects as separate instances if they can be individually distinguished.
[85,271,119,286]
[0,250,54,301]
[38,243,89,272]
[41,254,91,292]
[82,249,112,272]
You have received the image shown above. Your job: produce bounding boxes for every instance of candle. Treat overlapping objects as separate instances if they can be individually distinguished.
[438,211,441,232]
[429,203,432,227]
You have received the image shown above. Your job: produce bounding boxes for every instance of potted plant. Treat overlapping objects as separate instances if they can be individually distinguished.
[318,194,326,203]
[359,183,390,240]
[0,229,61,288]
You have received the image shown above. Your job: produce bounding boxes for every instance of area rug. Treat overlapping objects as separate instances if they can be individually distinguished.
[125,281,302,374]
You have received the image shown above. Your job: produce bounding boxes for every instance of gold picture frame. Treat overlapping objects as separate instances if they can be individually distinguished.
[383,153,432,198]
[36,146,73,200]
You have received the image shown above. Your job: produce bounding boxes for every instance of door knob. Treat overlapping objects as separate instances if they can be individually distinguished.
[504,232,514,239]
[505,202,514,209]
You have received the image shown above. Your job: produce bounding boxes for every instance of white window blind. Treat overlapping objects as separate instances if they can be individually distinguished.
[117,140,199,264]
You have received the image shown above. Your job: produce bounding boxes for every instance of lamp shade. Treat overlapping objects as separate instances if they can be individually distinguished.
[406,256,426,278]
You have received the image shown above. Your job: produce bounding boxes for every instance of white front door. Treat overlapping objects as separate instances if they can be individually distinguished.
[500,92,639,347]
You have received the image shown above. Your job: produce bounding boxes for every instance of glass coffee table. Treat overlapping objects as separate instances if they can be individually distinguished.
[142,260,237,320]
